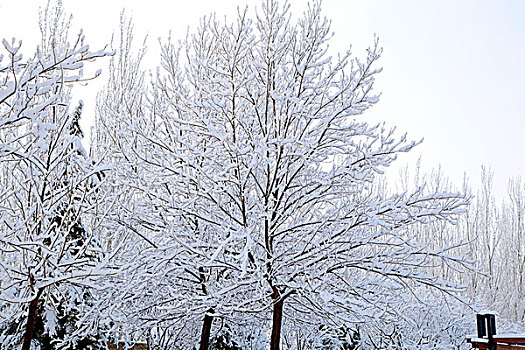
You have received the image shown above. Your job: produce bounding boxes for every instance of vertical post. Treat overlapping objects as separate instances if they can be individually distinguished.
[487,314,496,350]
[476,313,497,350]
[477,314,486,338]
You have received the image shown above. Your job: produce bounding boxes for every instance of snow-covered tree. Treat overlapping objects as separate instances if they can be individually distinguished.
[93,1,476,348]
[463,170,525,323]
[0,1,112,348]
[384,163,525,338]
[503,175,525,322]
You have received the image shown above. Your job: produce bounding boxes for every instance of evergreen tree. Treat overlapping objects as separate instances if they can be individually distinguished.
[1,102,104,349]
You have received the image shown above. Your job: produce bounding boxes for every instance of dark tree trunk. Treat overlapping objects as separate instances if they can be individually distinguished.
[22,288,43,350]
[270,288,284,350]
[199,308,214,350]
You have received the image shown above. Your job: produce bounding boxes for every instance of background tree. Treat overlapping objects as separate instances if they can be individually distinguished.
[376,163,525,348]
[463,170,525,323]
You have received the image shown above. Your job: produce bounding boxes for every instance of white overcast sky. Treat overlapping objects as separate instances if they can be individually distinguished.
[1,0,524,199]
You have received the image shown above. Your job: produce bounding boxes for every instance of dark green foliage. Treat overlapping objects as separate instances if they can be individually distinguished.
[209,326,241,350]
[33,300,101,350]
[69,101,84,138]
[317,326,361,350]
[2,297,101,349]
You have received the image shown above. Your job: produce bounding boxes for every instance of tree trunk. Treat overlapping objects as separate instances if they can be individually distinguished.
[270,288,284,350]
[22,288,43,350]
[199,308,214,350]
